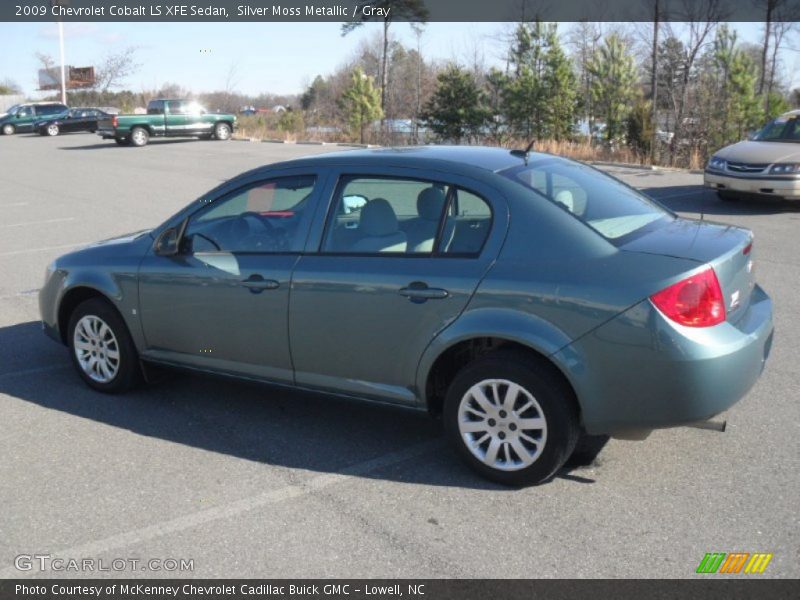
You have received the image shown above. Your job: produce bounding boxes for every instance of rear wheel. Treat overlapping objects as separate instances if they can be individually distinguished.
[67,298,141,393]
[130,126,149,147]
[213,122,231,141]
[2,123,15,135]
[46,124,60,136]
[443,350,579,486]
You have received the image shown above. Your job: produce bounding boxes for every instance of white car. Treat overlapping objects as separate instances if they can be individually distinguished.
[704,110,800,201]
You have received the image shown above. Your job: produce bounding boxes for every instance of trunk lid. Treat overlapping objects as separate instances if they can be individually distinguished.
[621,218,756,324]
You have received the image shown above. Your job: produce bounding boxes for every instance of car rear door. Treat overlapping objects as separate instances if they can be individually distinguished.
[289,166,508,406]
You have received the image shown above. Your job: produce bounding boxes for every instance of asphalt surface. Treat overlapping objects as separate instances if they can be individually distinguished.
[0,133,797,579]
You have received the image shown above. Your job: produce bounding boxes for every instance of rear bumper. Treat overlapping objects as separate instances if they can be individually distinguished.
[556,284,774,436]
[704,170,800,200]
[96,127,119,139]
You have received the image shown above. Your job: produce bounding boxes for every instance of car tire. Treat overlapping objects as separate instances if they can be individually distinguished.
[2,123,15,135]
[46,124,60,136]
[130,127,149,147]
[213,122,231,141]
[443,350,579,486]
[67,298,142,394]
[717,191,740,202]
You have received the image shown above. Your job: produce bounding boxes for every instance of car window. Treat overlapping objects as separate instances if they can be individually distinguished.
[168,101,188,115]
[147,101,165,115]
[38,105,66,116]
[753,116,800,142]
[183,175,316,254]
[438,189,493,255]
[501,158,671,242]
[321,176,493,256]
[322,176,449,255]
[17,106,33,117]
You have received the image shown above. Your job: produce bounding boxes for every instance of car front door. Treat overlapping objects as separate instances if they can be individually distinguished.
[289,168,507,406]
[137,171,324,382]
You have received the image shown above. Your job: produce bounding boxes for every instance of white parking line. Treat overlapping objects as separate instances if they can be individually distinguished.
[0,202,29,208]
[0,242,90,257]
[1,217,76,229]
[0,438,442,578]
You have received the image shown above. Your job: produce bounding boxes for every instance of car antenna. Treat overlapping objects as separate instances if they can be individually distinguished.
[510,139,535,164]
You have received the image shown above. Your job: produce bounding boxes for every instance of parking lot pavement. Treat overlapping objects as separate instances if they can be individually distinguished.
[0,134,797,578]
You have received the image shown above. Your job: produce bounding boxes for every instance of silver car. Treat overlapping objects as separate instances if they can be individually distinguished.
[705,110,800,201]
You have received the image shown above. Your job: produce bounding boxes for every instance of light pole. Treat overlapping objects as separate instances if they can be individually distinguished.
[51,0,68,104]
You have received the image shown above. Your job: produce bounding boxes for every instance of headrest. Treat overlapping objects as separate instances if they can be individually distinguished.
[360,198,399,237]
[417,187,446,221]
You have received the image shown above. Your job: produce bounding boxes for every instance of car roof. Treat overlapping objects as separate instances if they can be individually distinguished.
[264,145,548,175]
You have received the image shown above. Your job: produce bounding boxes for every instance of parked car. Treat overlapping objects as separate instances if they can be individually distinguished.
[705,109,800,201]
[35,107,112,136]
[39,146,773,485]
[0,102,69,135]
[96,99,236,146]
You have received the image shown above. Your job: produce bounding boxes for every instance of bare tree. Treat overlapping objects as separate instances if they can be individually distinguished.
[650,0,662,162]
[666,0,727,165]
[341,0,428,122]
[95,47,141,95]
[35,52,59,89]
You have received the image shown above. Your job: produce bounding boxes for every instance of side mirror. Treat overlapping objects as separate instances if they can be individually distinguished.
[342,194,368,214]
[154,227,180,256]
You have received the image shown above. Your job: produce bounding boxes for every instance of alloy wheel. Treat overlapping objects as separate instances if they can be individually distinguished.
[72,315,120,383]
[457,378,548,471]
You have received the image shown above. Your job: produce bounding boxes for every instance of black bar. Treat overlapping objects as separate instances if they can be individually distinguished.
[5,0,800,23]
[1,580,800,600]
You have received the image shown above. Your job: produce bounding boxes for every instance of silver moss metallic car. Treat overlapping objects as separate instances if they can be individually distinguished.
[39,147,774,485]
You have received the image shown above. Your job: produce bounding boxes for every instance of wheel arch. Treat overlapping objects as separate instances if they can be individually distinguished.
[417,309,581,420]
[57,286,118,345]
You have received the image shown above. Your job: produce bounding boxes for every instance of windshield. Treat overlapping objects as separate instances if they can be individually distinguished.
[4,104,20,115]
[752,115,800,142]
[500,158,672,242]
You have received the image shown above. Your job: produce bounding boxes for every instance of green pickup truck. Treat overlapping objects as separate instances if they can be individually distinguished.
[97,99,236,146]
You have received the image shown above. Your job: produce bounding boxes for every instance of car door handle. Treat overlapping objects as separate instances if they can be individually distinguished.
[399,282,449,302]
[241,275,279,292]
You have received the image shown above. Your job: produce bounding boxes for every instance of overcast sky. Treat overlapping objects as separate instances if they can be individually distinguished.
[1,21,796,98]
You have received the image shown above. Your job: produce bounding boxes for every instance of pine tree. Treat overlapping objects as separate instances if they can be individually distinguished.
[588,33,639,144]
[421,65,488,143]
[339,68,383,144]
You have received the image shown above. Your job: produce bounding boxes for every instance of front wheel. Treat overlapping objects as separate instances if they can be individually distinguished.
[130,126,149,147]
[443,350,579,486]
[2,123,15,135]
[213,122,231,140]
[67,298,142,393]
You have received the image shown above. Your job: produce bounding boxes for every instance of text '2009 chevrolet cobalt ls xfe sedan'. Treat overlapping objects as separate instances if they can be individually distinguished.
[40,146,773,485]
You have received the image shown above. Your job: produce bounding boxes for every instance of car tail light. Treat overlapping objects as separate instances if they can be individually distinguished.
[650,267,726,327]
[112,116,118,128]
